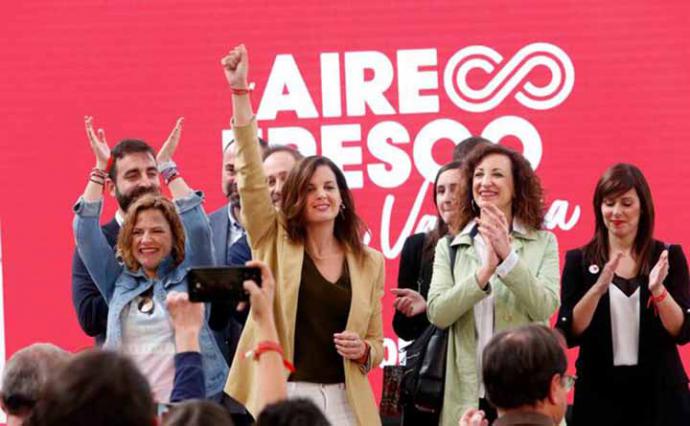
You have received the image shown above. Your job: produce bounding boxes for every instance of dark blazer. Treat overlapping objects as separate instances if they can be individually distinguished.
[556,241,690,426]
[207,204,248,382]
[209,204,231,266]
[71,217,119,344]
[393,233,433,341]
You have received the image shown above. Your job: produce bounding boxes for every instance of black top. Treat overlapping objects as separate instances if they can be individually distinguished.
[393,233,433,341]
[556,241,690,426]
[611,274,642,297]
[290,254,352,383]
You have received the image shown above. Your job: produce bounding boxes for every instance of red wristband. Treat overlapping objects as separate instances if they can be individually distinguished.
[245,340,295,373]
[646,287,668,316]
[105,155,114,174]
[231,82,255,96]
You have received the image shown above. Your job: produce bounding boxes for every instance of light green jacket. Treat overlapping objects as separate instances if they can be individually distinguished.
[427,224,560,426]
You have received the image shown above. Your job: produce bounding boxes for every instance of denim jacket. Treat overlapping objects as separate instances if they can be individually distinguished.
[73,192,228,397]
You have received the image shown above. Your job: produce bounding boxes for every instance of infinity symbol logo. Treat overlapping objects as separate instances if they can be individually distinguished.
[443,42,575,112]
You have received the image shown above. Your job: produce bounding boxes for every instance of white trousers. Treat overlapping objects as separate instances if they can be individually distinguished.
[286,381,357,425]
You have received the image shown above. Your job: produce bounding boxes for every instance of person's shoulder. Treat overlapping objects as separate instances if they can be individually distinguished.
[208,204,229,221]
[361,245,385,267]
[530,228,557,241]
[652,239,686,259]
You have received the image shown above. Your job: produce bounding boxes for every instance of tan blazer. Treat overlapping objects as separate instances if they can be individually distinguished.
[224,120,384,426]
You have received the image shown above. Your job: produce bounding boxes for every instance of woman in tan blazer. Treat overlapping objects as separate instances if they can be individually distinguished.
[221,44,385,426]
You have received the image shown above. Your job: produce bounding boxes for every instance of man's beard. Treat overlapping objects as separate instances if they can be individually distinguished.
[225,181,241,210]
[116,185,160,212]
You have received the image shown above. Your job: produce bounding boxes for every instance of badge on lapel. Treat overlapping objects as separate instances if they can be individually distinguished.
[588,264,600,274]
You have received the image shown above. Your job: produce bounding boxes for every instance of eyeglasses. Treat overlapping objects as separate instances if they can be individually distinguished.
[560,374,577,391]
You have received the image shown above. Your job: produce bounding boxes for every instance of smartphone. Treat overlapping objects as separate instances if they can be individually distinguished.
[187,266,262,303]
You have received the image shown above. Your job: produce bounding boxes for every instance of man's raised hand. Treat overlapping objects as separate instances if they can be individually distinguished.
[156,117,184,165]
[84,116,110,169]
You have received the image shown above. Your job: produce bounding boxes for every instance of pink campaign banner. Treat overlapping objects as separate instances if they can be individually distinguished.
[1,0,690,401]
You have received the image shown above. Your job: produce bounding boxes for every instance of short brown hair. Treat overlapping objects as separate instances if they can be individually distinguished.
[280,156,365,258]
[262,144,303,162]
[583,163,655,275]
[117,194,186,270]
[483,324,567,409]
[458,144,545,231]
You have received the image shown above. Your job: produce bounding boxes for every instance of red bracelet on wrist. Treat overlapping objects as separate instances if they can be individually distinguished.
[646,287,668,316]
[105,155,114,174]
[231,82,255,96]
[245,340,295,373]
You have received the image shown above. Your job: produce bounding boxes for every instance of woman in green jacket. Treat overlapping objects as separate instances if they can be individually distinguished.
[427,143,560,426]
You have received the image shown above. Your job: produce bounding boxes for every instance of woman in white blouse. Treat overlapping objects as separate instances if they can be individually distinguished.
[557,163,690,425]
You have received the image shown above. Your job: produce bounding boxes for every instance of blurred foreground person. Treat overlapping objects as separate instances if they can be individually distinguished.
[459,325,572,426]
[0,343,69,426]
[25,350,156,426]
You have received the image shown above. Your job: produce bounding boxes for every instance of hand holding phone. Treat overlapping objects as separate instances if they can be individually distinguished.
[187,266,262,303]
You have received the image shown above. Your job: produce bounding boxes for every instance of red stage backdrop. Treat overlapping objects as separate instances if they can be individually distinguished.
[1,0,690,404]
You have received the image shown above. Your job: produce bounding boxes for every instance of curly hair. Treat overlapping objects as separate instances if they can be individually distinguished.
[117,194,186,271]
[457,143,545,231]
[280,156,366,259]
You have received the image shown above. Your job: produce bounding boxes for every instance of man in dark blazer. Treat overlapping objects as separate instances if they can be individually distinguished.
[71,138,161,345]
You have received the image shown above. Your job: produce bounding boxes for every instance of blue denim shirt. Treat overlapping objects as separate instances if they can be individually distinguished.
[73,192,228,397]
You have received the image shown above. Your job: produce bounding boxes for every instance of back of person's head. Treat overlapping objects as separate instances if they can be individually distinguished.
[483,324,567,410]
[453,135,493,162]
[163,400,234,426]
[25,350,154,426]
[1,343,69,420]
[256,398,330,426]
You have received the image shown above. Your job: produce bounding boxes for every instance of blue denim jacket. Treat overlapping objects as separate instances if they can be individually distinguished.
[73,192,228,397]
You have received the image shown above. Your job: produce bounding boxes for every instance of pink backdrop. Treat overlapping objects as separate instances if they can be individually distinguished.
[1,0,690,401]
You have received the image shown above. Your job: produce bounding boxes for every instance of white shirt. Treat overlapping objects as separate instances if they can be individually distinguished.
[121,293,176,403]
[609,285,640,366]
[226,204,245,245]
[461,219,520,397]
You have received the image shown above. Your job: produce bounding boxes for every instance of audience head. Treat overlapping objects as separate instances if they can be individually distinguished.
[256,398,330,426]
[163,400,234,426]
[453,135,493,162]
[0,344,69,425]
[433,161,463,233]
[585,163,654,274]
[459,143,544,230]
[262,145,303,208]
[25,350,155,426]
[281,156,364,256]
[108,139,161,212]
[222,140,239,200]
[118,194,186,274]
[223,137,269,213]
[482,325,571,423]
